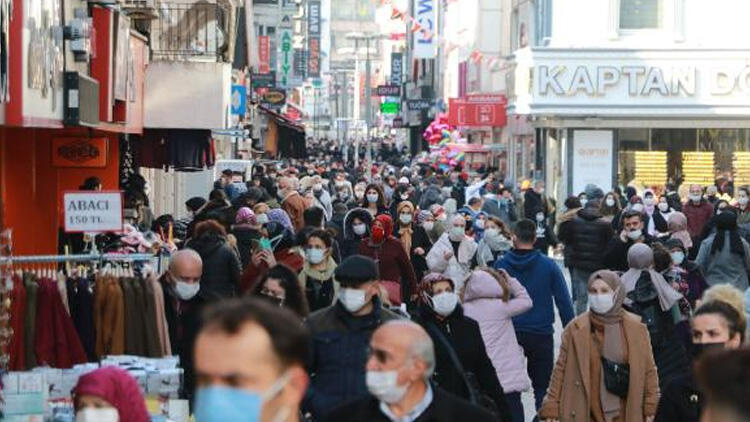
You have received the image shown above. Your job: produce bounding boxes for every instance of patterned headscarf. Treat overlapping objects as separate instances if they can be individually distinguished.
[267,208,295,234]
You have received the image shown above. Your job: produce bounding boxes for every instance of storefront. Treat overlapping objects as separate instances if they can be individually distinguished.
[447,93,509,172]
[508,47,750,203]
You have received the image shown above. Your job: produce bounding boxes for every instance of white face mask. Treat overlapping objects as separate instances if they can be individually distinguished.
[313,183,323,191]
[422,222,434,232]
[437,214,447,222]
[353,223,367,236]
[475,219,485,229]
[366,193,379,203]
[658,202,669,212]
[739,196,749,206]
[485,228,499,238]
[256,213,270,225]
[631,203,644,212]
[627,229,642,240]
[449,226,465,241]
[431,291,459,316]
[671,251,685,265]
[306,248,326,264]
[580,198,588,207]
[689,193,702,202]
[643,197,655,206]
[339,288,368,313]
[399,213,412,224]
[589,292,615,314]
[174,279,200,300]
[536,213,545,222]
[76,408,119,422]
[366,370,409,404]
[605,197,615,207]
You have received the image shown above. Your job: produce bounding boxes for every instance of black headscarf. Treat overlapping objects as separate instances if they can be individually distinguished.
[711,211,744,256]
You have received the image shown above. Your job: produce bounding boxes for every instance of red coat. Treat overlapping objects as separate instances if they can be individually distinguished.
[35,279,87,368]
[682,200,714,238]
[359,238,418,299]
[9,275,26,370]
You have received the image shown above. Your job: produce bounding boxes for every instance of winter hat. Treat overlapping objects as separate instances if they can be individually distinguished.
[334,255,379,286]
[185,197,207,213]
[235,207,257,226]
[415,210,432,225]
[398,176,410,185]
[584,184,605,201]
[74,367,150,422]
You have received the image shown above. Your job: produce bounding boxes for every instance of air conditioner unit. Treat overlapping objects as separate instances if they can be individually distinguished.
[64,72,100,127]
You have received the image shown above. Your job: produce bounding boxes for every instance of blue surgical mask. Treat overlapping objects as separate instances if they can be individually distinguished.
[194,372,290,422]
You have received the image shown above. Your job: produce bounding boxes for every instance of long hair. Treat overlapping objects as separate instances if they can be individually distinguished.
[478,266,511,302]
[253,264,310,318]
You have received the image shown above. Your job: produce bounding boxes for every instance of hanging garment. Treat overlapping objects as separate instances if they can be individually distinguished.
[24,274,39,369]
[141,277,162,357]
[34,278,87,368]
[8,274,27,370]
[67,276,96,361]
[151,275,172,356]
[121,277,145,355]
[94,276,126,357]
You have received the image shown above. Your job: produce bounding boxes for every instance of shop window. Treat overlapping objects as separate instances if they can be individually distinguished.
[619,0,662,30]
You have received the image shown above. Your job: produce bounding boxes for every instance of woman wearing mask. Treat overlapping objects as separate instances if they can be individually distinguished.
[412,210,437,281]
[654,299,745,422]
[341,208,372,259]
[532,206,558,255]
[352,181,367,204]
[359,214,417,304]
[74,366,150,422]
[463,268,533,422]
[394,202,432,280]
[239,221,303,294]
[252,202,271,225]
[231,207,262,269]
[539,270,659,422]
[621,243,688,389]
[360,184,389,217]
[476,216,513,267]
[252,264,309,318]
[735,186,750,225]
[473,211,488,241]
[664,238,708,310]
[642,190,668,236]
[653,196,675,236]
[695,210,750,291]
[664,212,693,253]
[426,215,478,293]
[600,192,622,223]
[298,229,339,312]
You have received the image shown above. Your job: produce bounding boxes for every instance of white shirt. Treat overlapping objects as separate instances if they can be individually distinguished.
[379,382,434,422]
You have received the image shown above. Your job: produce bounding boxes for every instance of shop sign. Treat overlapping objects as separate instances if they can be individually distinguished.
[307,0,321,78]
[571,130,613,195]
[412,0,436,59]
[376,85,401,96]
[52,137,108,168]
[447,94,507,127]
[277,29,293,88]
[392,116,404,128]
[263,89,287,106]
[407,99,432,110]
[258,36,270,74]
[391,53,403,87]
[231,85,247,116]
[251,72,276,88]
[64,191,123,233]
[381,102,401,114]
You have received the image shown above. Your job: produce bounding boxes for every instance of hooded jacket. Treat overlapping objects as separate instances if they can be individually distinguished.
[558,206,614,271]
[463,272,533,393]
[495,249,574,334]
[186,234,242,298]
[359,215,418,300]
[341,208,373,259]
[425,233,477,293]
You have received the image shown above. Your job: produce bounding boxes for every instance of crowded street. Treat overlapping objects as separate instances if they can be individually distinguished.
[3,0,750,421]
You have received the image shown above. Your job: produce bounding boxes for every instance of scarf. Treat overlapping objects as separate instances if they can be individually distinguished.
[711,212,745,256]
[588,270,627,422]
[620,243,682,311]
[667,212,693,249]
[398,225,413,257]
[298,256,337,286]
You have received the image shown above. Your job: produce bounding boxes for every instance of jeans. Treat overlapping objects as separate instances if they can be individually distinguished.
[515,331,554,413]
[504,391,525,422]
[570,267,593,315]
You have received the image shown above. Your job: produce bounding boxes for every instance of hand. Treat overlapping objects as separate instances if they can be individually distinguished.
[620,230,629,242]
[645,416,654,422]
[251,251,263,267]
[414,247,425,256]
[443,250,454,260]
[260,250,276,267]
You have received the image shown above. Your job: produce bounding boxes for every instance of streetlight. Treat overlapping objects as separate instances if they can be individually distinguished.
[346,32,387,168]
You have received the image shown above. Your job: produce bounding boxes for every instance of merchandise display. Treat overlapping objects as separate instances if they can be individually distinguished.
[681,151,715,186]
[633,151,668,186]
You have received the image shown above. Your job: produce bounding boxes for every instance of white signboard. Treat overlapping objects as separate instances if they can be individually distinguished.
[572,130,613,195]
[412,0,436,59]
[64,191,123,233]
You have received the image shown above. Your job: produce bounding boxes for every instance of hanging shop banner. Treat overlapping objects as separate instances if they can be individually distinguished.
[381,102,401,114]
[277,29,293,88]
[412,0,437,59]
[52,138,109,168]
[64,191,124,233]
[263,89,287,107]
[407,99,432,111]
[447,94,507,127]
[251,72,276,88]
[258,36,270,74]
[572,130,614,195]
[391,52,403,87]
[376,85,401,96]
[307,0,321,77]
[231,85,247,116]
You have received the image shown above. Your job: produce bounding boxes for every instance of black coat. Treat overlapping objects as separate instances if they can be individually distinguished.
[413,305,511,422]
[186,234,242,298]
[654,373,702,422]
[602,234,657,272]
[558,208,614,271]
[523,190,545,219]
[231,226,261,270]
[393,224,433,281]
[325,385,497,422]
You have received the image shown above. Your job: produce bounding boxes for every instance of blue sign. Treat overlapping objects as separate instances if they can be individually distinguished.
[231,85,247,116]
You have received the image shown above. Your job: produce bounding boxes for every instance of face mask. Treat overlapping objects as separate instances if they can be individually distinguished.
[605,197,615,207]
[580,198,588,207]
[194,372,290,422]
[643,197,655,206]
[485,228,499,238]
[372,226,385,243]
[536,213,545,222]
[355,190,365,199]
[277,189,287,200]
[422,222,434,232]
[739,197,749,206]
[353,223,367,236]
[476,219,485,229]
[306,248,326,264]
[335,180,345,187]
[338,192,349,200]
[589,292,615,314]
[256,213,270,225]
[689,194,702,202]
[339,287,368,313]
[76,408,119,422]
[367,193,379,203]
[313,183,323,192]
[691,341,726,360]
[449,226,465,241]
[671,251,685,265]
[627,229,642,240]
[401,194,409,200]
[399,213,412,224]
[631,203,644,212]
[260,294,285,307]
[658,202,669,212]
[174,280,200,300]
[366,370,408,404]
[437,214,447,222]
[431,291,459,316]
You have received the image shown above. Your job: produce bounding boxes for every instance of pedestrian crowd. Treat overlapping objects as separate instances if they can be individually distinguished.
[73,148,750,422]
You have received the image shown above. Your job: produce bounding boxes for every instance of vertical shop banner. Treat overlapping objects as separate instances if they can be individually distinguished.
[307,0,321,78]
[572,130,614,194]
[277,28,293,88]
[413,0,437,58]
[390,52,403,87]
[258,36,270,74]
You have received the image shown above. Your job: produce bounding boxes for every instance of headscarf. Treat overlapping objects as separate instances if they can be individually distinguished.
[642,189,655,215]
[267,208,295,234]
[74,367,150,422]
[711,211,745,256]
[234,207,257,227]
[587,270,627,422]
[415,210,432,225]
[620,243,682,311]
[667,212,692,249]
[369,214,395,247]
[396,201,415,254]
[417,272,454,305]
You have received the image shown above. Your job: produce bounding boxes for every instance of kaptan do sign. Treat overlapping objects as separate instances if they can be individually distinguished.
[64,191,123,233]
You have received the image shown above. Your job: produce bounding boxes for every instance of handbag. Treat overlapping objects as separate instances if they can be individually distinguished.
[600,356,630,398]
[423,322,500,416]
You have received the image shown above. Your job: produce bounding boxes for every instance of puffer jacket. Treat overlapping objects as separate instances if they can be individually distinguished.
[463,271,533,393]
[186,234,242,298]
[425,233,477,292]
[341,208,373,259]
[558,207,614,272]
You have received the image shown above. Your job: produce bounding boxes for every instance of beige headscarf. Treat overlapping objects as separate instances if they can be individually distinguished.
[620,243,683,311]
[667,212,693,249]
[397,201,415,255]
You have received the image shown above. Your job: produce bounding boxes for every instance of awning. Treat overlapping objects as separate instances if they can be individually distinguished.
[258,104,305,133]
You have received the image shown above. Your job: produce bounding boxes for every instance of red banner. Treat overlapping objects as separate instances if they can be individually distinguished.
[258,36,270,74]
[448,94,507,127]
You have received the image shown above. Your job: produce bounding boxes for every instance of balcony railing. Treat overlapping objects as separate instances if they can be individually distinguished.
[151,2,229,61]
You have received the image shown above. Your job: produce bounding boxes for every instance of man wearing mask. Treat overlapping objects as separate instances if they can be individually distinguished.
[482,187,517,226]
[278,177,306,232]
[304,255,401,420]
[412,274,512,421]
[158,249,217,403]
[192,297,310,422]
[683,184,714,255]
[326,320,496,422]
[603,210,657,272]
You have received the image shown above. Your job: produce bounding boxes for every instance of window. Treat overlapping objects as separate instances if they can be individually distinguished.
[534,0,552,46]
[619,0,662,30]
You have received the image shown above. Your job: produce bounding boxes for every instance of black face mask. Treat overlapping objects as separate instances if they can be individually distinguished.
[259,293,285,308]
[690,341,725,360]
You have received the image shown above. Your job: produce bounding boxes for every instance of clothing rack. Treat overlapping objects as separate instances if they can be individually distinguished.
[0,253,155,264]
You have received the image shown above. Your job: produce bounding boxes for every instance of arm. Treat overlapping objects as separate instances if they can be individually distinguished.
[426,242,449,272]
[538,326,572,420]
[503,276,533,317]
[470,323,512,422]
[551,263,574,327]
[654,383,680,422]
[694,240,709,274]
[395,242,418,298]
[642,329,660,417]
[465,179,488,202]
